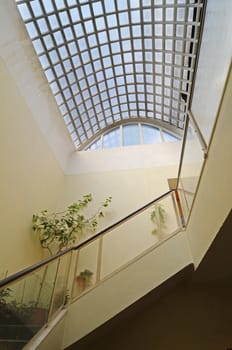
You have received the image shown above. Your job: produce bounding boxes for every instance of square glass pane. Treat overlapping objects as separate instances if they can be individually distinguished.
[142,124,162,144]
[103,128,120,148]
[88,138,101,150]
[122,124,140,146]
[18,3,31,20]
[163,130,180,142]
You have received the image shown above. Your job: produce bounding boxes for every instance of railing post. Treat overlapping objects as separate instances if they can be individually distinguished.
[35,265,48,307]
[96,236,103,284]
[47,258,61,322]
[71,249,80,299]
[63,252,73,306]
[174,190,186,228]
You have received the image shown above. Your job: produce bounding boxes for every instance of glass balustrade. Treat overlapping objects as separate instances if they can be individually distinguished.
[0,259,59,347]
[0,190,185,346]
[72,191,181,299]
[49,252,71,318]
[178,119,205,222]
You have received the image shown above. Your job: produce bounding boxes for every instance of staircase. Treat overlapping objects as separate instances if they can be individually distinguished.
[0,306,47,350]
[0,189,191,349]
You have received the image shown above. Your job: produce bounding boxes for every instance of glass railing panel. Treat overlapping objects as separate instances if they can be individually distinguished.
[0,190,186,344]
[0,259,59,345]
[35,260,59,313]
[72,239,99,299]
[101,193,179,279]
[72,192,180,299]
[67,250,78,301]
[178,120,205,221]
[49,252,71,318]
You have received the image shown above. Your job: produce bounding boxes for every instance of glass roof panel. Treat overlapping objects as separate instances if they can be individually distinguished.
[16,0,204,150]
[123,124,140,146]
[142,125,162,144]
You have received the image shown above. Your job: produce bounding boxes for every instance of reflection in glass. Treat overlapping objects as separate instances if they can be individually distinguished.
[71,191,180,300]
[0,260,59,346]
[178,121,204,221]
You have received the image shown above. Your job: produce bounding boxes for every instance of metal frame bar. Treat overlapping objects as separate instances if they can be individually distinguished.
[96,236,103,283]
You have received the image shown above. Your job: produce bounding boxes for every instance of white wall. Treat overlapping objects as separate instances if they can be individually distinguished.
[57,165,179,232]
[0,55,64,276]
[191,0,232,144]
[186,65,232,266]
[0,1,73,172]
[66,141,182,174]
[63,232,193,348]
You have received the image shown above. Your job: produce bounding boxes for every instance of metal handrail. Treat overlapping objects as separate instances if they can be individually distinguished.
[0,189,174,288]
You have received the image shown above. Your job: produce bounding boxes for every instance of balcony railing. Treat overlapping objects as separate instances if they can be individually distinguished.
[0,189,186,348]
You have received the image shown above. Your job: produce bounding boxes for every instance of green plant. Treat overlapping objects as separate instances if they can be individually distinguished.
[0,289,44,325]
[0,287,11,307]
[150,204,167,235]
[76,269,93,290]
[32,194,112,255]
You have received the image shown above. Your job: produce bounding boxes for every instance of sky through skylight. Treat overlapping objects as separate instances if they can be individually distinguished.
[16,0,203,149]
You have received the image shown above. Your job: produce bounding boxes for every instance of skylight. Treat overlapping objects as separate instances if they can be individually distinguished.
[16,0,204,150]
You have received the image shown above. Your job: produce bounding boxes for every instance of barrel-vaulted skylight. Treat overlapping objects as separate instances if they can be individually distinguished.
[16,0,204,150]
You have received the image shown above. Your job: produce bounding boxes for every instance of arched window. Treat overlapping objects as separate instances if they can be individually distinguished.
[86,123,181,150]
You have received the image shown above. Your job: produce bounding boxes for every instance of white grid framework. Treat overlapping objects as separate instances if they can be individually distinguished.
[16,0,204,150]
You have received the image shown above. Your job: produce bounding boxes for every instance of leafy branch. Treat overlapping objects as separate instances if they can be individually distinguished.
[32,194,112,255]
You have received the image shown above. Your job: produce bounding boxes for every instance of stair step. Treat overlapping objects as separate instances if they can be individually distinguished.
[0,324,43,340]
[0,339,27,350]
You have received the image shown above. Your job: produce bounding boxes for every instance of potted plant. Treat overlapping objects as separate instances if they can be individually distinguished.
[0,289,47,326]
[32,194,112,255]
[76,269,93,290]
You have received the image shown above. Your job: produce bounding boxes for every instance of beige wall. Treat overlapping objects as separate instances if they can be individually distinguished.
[0,1,73,171]
[0,1,71,277]
[58,165,179,232]
[63,232,192,347]
[191,0,232,144]
[0,58,64,276]
[66,141,182,174]
[186,64,232,266]
[58,167,181,293]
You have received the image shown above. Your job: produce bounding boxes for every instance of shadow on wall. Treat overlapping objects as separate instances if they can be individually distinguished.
[66,210,232,350]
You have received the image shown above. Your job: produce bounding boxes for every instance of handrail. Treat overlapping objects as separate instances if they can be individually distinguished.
[0,190,174,288]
